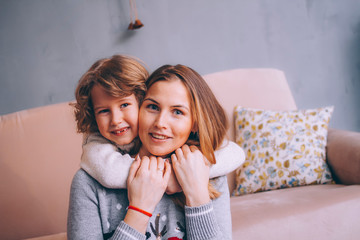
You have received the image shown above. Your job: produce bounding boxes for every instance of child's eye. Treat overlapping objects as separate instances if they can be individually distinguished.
[120,103,129,108]
[97,109,109,114]
[146,104,159,111]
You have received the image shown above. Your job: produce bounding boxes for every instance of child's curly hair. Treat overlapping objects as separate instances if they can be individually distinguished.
[72,55,148,134]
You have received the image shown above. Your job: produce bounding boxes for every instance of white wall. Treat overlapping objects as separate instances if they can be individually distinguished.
[1,0,360,131]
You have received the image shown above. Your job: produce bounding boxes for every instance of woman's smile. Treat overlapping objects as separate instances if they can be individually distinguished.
[150,132,171,140]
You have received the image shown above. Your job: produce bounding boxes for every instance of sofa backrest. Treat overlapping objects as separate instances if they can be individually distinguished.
[203,68,297,192]
[0,103,82,239]
[0,68,297,239]
[203,68,297,140]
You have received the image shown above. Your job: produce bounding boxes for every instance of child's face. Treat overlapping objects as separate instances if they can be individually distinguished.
[91,85,139,146]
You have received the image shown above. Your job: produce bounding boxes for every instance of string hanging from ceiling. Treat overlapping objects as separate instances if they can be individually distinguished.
[128,0,143,30]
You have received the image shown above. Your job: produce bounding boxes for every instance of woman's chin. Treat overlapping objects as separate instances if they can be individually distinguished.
[139,145,172,158]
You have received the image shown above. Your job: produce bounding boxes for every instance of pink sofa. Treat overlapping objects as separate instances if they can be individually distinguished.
[1,68,360,240]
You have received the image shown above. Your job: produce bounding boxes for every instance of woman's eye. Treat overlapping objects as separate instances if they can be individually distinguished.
[174,109,183,115]
[147,104,159,111]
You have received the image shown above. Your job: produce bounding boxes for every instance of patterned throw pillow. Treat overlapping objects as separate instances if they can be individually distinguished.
[233,106,334,196]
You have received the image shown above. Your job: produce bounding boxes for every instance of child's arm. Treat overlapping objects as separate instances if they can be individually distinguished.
[165,140,244,194]
[80,132,133,189]
[209,140,245,178]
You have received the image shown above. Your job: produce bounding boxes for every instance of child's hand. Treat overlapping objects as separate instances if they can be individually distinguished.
[171,145,210,207]
[165,166,182,195]
[127,155,171,213]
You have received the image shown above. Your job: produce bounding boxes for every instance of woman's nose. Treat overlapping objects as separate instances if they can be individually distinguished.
[154,112,168,129]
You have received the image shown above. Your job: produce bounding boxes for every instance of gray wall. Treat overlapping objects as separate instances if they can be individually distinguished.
[1,0,360,132]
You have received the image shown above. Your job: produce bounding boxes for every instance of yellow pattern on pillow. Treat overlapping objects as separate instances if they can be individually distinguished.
[233,106,334,196]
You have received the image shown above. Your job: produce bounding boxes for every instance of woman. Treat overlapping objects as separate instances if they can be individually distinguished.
[68,64,234,239]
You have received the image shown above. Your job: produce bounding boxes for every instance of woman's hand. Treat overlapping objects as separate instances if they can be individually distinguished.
[127,155,171,212]
[125,155,171,233]
[171,145,210,207]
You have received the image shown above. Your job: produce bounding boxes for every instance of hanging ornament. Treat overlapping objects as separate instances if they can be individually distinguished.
[128,0,144,30]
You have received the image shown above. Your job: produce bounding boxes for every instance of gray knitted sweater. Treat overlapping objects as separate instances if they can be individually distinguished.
[67,169,232,240]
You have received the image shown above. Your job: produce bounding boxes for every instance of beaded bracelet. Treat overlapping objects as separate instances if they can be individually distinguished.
[127,205,152,217]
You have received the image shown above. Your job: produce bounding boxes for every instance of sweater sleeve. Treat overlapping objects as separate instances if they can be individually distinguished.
[67,169,146,240]
[80,133,134,189]
[209,140,245,178]
[110,222,146,240]
[184,175,232,240]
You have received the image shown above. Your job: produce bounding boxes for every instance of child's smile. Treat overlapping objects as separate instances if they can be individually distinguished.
[111,126,131,136]
[91,84,139,146]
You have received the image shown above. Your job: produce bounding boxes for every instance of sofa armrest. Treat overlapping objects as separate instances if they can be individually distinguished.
[326,128,360,184]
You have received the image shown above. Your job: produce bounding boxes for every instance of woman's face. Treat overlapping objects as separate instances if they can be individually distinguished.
[139,79,193,157]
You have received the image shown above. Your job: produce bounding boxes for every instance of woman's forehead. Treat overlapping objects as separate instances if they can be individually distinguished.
[146,79,190,104]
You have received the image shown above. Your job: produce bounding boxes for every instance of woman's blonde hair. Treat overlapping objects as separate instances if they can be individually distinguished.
[146,64,228,202]
[72,55,148,134]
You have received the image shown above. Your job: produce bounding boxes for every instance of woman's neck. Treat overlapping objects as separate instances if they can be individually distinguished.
[138,147,171,159]
[138,147,150,158]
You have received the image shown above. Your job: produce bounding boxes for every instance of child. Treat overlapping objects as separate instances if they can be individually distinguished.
[73,54,245,191]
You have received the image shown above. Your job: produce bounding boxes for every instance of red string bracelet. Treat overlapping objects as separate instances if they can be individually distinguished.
[127,205,152,217]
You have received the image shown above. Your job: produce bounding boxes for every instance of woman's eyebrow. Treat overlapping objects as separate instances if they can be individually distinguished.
[144,98,190,111]
[143,98,158,104]
[172,104,190,111]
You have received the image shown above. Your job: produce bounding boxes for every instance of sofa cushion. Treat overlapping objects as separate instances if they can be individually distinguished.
[231,184,360,240]
[203,68,297,141]
[233,106,334,196]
